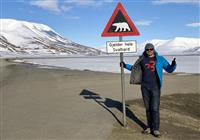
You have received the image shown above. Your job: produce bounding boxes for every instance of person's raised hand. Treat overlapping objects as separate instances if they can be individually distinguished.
[172,58,176,66]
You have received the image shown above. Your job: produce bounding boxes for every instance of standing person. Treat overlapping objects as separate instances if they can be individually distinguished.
[120,43,176,137]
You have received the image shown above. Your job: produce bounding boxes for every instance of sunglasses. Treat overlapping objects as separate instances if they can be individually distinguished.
[146,48,154,51]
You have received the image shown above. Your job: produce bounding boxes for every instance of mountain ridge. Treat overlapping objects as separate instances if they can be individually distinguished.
[1,19,199,56]
[0,19,103,56]
[139,37,200,55]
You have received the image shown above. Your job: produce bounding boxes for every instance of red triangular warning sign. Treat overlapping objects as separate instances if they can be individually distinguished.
[101,2,140,37]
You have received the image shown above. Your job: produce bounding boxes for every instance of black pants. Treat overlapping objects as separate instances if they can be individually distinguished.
[141,85,161,131]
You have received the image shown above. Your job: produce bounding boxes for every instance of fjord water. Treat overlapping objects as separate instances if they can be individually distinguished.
[23,55,200,74]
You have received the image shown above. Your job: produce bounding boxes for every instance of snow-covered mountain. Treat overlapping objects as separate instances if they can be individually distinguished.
[139,37,200,55]
[1,19,199,56]
[0,19,103,56]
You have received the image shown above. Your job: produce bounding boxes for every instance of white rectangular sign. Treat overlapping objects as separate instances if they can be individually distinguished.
[106,40,137,53]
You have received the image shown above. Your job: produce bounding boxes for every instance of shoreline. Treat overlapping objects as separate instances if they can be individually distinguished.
[3,58,200,75]
[1,58,200,97]
[1,53,199,59]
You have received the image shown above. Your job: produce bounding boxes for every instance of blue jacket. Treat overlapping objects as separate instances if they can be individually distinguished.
[124,52,176,87]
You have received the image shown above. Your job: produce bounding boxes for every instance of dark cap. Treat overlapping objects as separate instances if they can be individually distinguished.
[145,43,154,50]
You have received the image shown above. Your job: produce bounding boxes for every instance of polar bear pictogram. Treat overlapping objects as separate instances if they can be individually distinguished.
[112,22,131,32]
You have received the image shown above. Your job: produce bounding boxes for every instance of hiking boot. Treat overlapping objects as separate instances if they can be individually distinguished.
[153,130,161,137]
[142,128,151,134]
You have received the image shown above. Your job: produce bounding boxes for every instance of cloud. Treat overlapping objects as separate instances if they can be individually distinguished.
[29,0,114,20]
[60,5,73,12]
[64,15,80,20]
[64,0,95,6]
[152,0,199,5]
[30,0,113,13]
[93,0,114,6]
[30,0,60,12]
[185,22,200,27]
[64,0,114,7]
[135,20,153,26]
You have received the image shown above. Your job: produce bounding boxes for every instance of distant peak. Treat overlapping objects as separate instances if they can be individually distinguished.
[173,37,200,40]
[1,18,53,31]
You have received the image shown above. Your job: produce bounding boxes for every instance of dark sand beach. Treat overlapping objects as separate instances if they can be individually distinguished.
[0,59,200,140]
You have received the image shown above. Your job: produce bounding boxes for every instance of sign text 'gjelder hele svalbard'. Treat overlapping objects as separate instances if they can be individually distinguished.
[106,41,137,53]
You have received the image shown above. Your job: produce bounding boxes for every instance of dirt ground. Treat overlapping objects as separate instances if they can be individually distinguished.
[0,59,200,140]
[108,93,200,140]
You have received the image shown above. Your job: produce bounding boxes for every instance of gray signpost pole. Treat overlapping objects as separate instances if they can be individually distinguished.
[119,36,127,127]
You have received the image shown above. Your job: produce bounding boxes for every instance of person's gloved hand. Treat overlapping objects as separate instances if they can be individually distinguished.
[120,62,126,68]
[171,58,176,66]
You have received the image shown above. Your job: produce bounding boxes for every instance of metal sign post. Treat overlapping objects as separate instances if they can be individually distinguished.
[101,2,140,128]
[119,36,127,127]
